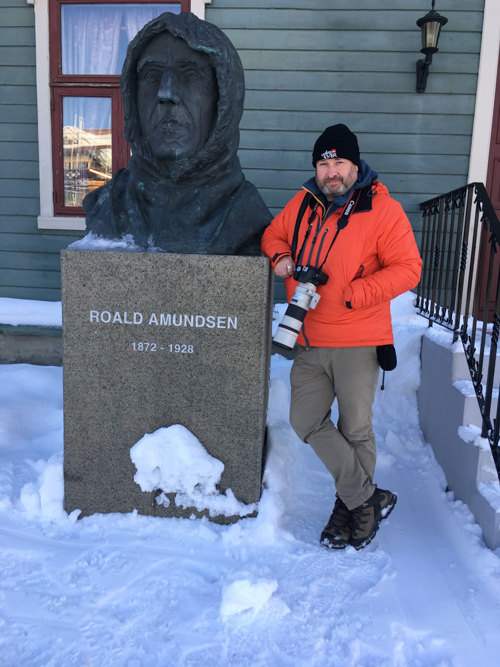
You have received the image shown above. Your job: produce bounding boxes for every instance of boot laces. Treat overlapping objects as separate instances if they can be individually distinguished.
[326,498,353,532]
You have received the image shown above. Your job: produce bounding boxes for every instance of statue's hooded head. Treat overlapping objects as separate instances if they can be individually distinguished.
[121,12,245,183]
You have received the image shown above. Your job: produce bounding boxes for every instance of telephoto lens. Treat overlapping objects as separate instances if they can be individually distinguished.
[273,282,320,349]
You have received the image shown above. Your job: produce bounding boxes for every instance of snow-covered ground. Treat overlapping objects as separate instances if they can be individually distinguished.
[1,293,500,666]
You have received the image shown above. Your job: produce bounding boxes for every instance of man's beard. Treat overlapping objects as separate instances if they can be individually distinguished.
[318,178,351,198]
[315,166,359,200]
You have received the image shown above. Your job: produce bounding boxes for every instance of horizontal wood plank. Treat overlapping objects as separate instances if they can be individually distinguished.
[221,29,481,54]
[0,231,84,254]
[0,141,39,161]
[239,130,472,155]
[0,179,40,198]
[0,161,39,179]
[0,197,40,216]
[239,149,468,175]
[0,103,37,123]
[0,65,36,86]
[243,89,476,113]
[239,50,480,75]
[0,124,39,142]
[240,110,474,135]
[0,215,39,233]
[209,9,483,33]
[0,285,62,301]
[244,71,477,95]
[209,0,473,10]
[245,168,463,194]
[0,85,37,105]
[0,7,35,28]
[0,27,34,47]
[0,250,62,272]
[0,267,61,289]
[0,46,35,67]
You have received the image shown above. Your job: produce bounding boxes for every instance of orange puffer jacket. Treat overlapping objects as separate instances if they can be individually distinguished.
[261,181,422,348]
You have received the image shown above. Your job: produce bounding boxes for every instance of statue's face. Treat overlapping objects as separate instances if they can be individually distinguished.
[136,32,218,161]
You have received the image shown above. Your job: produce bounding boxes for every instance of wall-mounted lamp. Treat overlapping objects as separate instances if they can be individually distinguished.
[416,1,448,93]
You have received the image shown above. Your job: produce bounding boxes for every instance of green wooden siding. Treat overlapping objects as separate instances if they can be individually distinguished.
[0,0,83,302]
[207,0,484,253]
[0,0,486,302]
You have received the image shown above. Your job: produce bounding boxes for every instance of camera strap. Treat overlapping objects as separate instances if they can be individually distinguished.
[291,193,313,262]
[292,188,362,268]
[317,188,362,271]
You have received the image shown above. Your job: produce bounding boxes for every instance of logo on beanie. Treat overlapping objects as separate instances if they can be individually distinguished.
[321,149,337,160]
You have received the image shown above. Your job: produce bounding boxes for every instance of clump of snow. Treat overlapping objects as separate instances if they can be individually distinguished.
[458,424,491,451]
[455,380,498,399]
[220,578,283,620]
[0,297,62,327]
[453,380,478,398]
[130,425,257,517]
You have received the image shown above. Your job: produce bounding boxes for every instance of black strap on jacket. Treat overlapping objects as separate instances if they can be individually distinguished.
[291,193,312,261]
[291,189,362,266]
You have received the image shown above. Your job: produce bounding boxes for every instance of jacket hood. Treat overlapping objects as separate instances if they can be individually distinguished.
[121,11,245,184]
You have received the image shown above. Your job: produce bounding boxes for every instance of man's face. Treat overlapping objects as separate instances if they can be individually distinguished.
[136,32,218,161]
[315,158,359,200]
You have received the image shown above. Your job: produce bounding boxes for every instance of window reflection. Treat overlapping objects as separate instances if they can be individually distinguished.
[63,97,112,207]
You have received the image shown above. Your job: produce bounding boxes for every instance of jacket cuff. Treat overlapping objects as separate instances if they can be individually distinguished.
[271,252,292,269]
[344,283,355,309]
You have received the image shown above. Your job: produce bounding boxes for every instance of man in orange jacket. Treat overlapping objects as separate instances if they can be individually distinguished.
[261,124,422,550]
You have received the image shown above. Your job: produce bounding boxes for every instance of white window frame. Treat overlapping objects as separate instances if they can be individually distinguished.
[467,0,500,184]
[29,0,211,230]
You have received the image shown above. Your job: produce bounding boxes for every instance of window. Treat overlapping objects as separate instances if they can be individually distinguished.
[35,0,211,229]
[49,0,187,217]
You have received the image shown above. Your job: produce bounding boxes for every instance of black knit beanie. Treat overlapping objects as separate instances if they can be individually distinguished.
[312,124,360,167]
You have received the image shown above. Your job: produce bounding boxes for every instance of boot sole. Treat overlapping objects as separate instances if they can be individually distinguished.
[320,534,350,550]
[350,493,397,550]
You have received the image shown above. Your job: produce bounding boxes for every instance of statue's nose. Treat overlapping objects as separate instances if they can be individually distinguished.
[157,71,180,104]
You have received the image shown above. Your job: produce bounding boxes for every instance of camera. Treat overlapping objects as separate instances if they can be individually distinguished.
[273,265,328,350]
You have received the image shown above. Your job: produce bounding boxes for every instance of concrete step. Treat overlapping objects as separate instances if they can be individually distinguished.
[418,332,500,550]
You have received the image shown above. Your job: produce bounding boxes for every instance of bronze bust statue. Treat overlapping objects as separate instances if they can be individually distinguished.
[82,12,271,254]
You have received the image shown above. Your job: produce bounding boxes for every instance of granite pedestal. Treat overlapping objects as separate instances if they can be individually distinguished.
[61,250,273,522]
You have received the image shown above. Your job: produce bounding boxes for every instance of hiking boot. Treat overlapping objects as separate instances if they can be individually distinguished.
[320,495,353,549]
[349,487,397,550]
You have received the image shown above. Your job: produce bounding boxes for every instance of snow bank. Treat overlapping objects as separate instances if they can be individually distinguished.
[20,452,66,521]
[3,292,500,666]
[0,297,62,327]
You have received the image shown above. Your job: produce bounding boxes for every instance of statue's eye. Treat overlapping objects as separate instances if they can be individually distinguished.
[142,69,162,84]
[180,67,201,83]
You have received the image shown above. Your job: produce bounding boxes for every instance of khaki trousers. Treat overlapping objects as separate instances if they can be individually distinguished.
[289,345,379,510]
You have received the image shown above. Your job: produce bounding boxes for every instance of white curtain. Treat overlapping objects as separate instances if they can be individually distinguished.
[62,5,122,75]
[61,4,181,75]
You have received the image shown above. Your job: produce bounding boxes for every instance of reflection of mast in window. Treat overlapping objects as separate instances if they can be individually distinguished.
[63,97,112,207]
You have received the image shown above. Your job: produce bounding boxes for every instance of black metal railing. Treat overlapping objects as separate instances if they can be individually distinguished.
[416,183,500,474]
